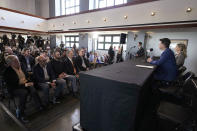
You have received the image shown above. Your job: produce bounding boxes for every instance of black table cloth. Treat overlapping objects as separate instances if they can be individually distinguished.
[80,59,156,131]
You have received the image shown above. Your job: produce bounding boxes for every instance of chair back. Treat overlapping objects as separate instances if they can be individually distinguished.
[182,72,195,86]
[178,66,187,76]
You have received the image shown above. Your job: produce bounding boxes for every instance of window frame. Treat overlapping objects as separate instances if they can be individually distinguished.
[97,34,126,51]
[65,35,79,48]
[65,0,80,15]
[90,0,127,10]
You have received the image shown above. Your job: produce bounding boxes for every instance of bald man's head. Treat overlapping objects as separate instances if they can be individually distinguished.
[37,55,47,67]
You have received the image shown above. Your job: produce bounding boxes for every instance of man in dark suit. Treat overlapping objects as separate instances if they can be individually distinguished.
[147,38,177,82]
[19,48,35,79]
[33,55,63,105]
[75,48,89,71]
[4,55,41,122]
[63,50,79,95]
[136,42,145,57]
[49,50,67,100]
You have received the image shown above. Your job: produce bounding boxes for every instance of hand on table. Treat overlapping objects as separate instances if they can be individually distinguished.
[147,58,153,63]
[25,82,34,87]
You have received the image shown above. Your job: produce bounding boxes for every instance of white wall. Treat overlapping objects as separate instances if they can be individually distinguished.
[0,9,47,31]
[0,0,36,15]
[146,27,197,75]
[0,0,50,18]
[47,0,197,31]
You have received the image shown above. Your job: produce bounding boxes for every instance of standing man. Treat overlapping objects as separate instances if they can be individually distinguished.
[136,42,145,57]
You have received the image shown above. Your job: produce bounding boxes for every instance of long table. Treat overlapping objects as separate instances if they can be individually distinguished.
[80,59,156,131]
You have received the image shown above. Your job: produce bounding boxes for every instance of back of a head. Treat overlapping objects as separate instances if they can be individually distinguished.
[5,55,17,66]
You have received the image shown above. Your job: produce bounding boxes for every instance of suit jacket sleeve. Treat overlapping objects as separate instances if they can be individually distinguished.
[150,50,169,66]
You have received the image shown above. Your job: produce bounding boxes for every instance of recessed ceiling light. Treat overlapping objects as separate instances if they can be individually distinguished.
[87,20,90,23]
[124,15,128,19]
[73,21,76,24]
[1,17,5,20]
[186,7,192,13]
[151,12,156,16]
[103,18,107,22]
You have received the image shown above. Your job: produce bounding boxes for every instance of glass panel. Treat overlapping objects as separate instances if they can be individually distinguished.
[115,0,123,5]
[98,36,104,42]
[95,0,99,8]
[124,0,127,3]
[123,44,127,50]
[71,43,75,47]
[66,0,71,8]
[105,43,111,50]
[113,36,120,42]
[107,0,114,7]
[76,0,80,5]
[66,8,71,14]
[66,42,70,47]
[105,36,111,42]
[66,37,70,41]
[99,0,107,8]
[98,43,104,49]
[70,7,75,14]
[113,44,119,50]
[70,0,75,6]
[71,37,75,41]
[75,43,79,48]
[75,6,80,13]
[75,37,79,41]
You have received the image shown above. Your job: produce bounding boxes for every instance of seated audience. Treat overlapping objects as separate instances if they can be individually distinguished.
[75,48,89,71]
[33,55,64,105]
[147,38,177,83]
[89,51,94,63]
[136,42,145,57]
[175,43,187,68]
[4,55,42,122]
[63,50,79,96]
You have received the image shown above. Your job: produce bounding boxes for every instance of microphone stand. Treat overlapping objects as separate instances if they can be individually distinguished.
[127,46,136,60]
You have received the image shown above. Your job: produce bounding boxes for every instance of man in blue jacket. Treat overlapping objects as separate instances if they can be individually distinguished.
[147,38,177,83]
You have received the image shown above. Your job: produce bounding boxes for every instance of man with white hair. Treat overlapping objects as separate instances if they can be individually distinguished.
[63,50,79,96]
[4,55,42,122]
[33,55,65,105]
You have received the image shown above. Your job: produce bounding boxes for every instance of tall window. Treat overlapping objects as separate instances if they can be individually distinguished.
[65,0,80,15]
[55,0,80,16]
[65,36,79,48]
[89,0,127,10]
[97,35,127,50]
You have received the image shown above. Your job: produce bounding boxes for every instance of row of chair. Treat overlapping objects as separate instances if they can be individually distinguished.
[157,66,197,131]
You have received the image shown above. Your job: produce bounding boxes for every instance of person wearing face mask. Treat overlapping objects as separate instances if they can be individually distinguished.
[175,43,187,68]
[147,38,177,83]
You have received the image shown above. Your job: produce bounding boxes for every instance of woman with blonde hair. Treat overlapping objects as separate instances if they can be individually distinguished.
[175,43,187,68]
